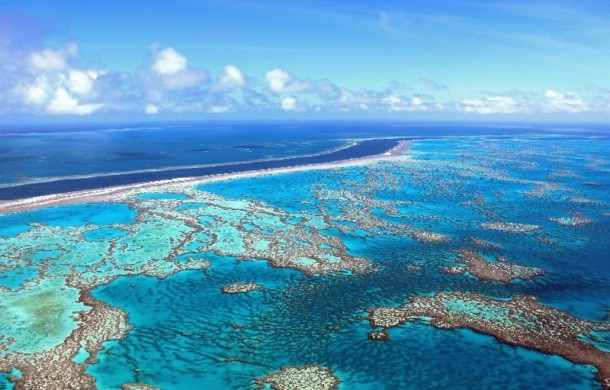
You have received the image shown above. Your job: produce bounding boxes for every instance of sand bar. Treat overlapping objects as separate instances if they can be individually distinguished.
[0,141,411,215]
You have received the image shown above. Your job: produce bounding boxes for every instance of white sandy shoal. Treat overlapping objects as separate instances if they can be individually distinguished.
[0,149,410,215]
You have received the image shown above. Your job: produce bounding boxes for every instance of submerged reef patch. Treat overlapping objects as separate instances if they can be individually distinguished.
[568,197,601,205]
[549,212,593,226]
[480,222,541,233]
[409,230,450,243]
[121,384,160,390]
[367,292,610,388]
[255,365,340,390]
[440,249,544,283]
[221,282,263,294]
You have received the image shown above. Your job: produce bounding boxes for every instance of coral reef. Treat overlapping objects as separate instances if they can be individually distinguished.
[367,292,610,388]
[255,365,340,390]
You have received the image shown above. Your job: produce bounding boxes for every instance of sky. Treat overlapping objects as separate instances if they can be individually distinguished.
[1,0,609,122]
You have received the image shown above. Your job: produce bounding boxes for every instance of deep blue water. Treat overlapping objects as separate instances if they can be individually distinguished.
[0,138,398,200]
[2,121,607,199]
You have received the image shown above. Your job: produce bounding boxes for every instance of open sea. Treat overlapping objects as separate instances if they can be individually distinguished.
[0,122,609,389]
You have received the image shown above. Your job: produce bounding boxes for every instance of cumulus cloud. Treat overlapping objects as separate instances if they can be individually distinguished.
[323,87,411,112]
[543,90,589,113]
[46,88,102,115]
[335,88,382,110]
[29,43,78,72]
[215,64,245,90]
[382,95,401,105]
[265,68,310,93]
[0,26,606,118]
[382,94,437,112]
[66,69,104,97]
[0,22,140,116]
[281,96,298,111]
[29,49,67,71]
[152,48,187,75]
[11,44,108,115]
[160,71,206,90]
[19,75,50,105]
[145,47,208,90]
[458,96,520,114]
[280,96,309,112]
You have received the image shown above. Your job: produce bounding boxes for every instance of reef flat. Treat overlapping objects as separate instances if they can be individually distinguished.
[1,134,609,389]
[221,282,264,294]
[367,292,610,387]
[255,365,340,390]
[440,249,545,283]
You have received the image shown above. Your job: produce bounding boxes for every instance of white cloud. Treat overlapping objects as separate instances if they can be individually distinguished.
[152,48,187,75]
[459,99,490,114]
[381,94,436,112]
[144,104,159,114]
[265,68,309,93]
[544,90,589,113]
[12,42,109,115]
[146,47,207,90]
[216,64,245,90]
[17,68,105,113]
[160,71,207,90]
[66,70,102,96]
[281,96,297,111]
[46,88,102,115]
[337,88,379,106]
[2,30,608,118]
[382,95,401,105]
[29,43,78,72]
[19,75,50,105]
[30,49,67,71]
[282,96,309,112]
[458,96,520,114]
[208,105,233,113]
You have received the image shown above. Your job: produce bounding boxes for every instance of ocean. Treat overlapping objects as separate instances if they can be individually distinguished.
[0,122,609,389]
[3,121,604,197]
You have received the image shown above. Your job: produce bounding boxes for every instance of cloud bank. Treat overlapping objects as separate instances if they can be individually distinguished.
[0,34,606,118]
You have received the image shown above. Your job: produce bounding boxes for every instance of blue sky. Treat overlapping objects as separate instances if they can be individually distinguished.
[1,0,609,121]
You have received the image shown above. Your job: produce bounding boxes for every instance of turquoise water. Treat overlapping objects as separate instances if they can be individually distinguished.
[0,374,14,390]
[0,266,38,290]
[0,203,136,233]
[83,227,130,241]
[1,133,609,389]
[135,193,189,200]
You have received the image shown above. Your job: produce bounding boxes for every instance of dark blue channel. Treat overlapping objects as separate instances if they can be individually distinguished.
[0,138,402,200]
